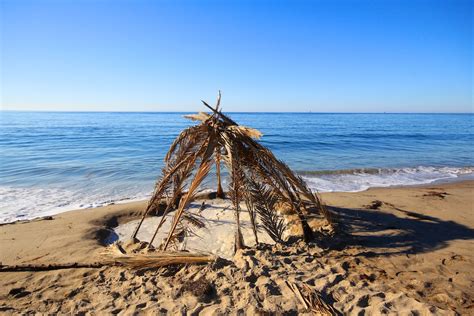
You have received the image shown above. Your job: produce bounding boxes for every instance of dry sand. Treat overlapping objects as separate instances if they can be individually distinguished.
[0,181,473,314]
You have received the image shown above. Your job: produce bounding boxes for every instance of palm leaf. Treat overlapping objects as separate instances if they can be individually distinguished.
[248,179,286,243]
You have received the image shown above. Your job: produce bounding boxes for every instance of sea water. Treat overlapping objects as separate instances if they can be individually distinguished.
[0,111,472,223]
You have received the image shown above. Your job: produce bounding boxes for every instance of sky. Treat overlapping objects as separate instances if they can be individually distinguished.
[0,0,472,112]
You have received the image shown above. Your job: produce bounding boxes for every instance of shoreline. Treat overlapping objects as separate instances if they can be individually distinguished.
[1,180,473,314]
[2,177,473,226]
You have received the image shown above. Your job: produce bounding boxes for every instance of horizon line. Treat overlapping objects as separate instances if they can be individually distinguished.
[0,109,472,115]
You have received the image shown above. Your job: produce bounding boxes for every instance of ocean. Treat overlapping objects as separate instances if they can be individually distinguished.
[0,111,473,223]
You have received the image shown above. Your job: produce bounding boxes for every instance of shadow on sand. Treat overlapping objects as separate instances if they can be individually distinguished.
[326,205,474,257]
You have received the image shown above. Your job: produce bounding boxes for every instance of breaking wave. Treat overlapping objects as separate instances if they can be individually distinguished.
[301,166,474,192]
[1,166,472,223]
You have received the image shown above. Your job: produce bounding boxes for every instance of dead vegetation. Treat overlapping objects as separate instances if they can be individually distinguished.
[286,281,339,315]
[131,92,335,254]
[364,200,383,210]
[422,190,450,199]
[179,275,215,301]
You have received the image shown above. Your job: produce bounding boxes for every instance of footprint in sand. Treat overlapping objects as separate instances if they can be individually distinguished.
[442,254,465,266]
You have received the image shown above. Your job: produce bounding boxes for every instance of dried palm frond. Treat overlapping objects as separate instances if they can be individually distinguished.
[183,112,211,122]
[243,194,259,244]
[163,227,186,251]
[248,180,286,243]
[111,252,215,269]
[163,158,213,250]
[132,152,197,239]
[223,134,246,251]
[132,136,209,239]
[182,212,206,229]
[165,124,207,162]
[227,125,262,139]
[286,281,338,315]
[238,138,318,241]
[293,173,334,225]
[169,215,209,251]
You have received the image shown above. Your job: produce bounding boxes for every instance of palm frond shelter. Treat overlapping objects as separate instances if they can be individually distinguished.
[132,93,334,252]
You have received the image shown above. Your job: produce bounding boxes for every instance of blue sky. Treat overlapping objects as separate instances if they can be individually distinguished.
[0,0,472,112]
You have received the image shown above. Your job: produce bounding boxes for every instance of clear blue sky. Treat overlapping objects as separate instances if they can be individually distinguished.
[0,0,472,112]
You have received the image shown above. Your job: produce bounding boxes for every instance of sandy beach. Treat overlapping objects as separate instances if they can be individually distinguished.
[2,0,472,314]
[0,181,472,314]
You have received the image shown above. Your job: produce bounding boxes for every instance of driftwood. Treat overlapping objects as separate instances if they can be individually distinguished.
[0,262,106,272]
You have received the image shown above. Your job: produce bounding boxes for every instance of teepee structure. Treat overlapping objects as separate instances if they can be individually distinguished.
[132,92,334,252]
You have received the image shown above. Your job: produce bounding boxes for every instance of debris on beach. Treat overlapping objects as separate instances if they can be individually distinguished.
[102,240,216,269]
[364,200,384,210]
[422,190,450,199]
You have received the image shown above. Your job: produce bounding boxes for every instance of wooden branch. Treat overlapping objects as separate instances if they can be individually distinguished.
[215,147,225,198]
[216,90,222,111]
[0,262,106,272]
[201,100,238,125]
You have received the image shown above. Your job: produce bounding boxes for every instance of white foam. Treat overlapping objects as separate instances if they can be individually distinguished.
[0,185,151,224]
[304,166,474,193]
[1,166,472,224]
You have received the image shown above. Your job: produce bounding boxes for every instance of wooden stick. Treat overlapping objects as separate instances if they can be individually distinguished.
[215,148,225,198]
[0,262,106,272]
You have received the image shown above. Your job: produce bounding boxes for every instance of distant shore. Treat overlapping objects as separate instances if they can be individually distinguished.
[1,181,473,314]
